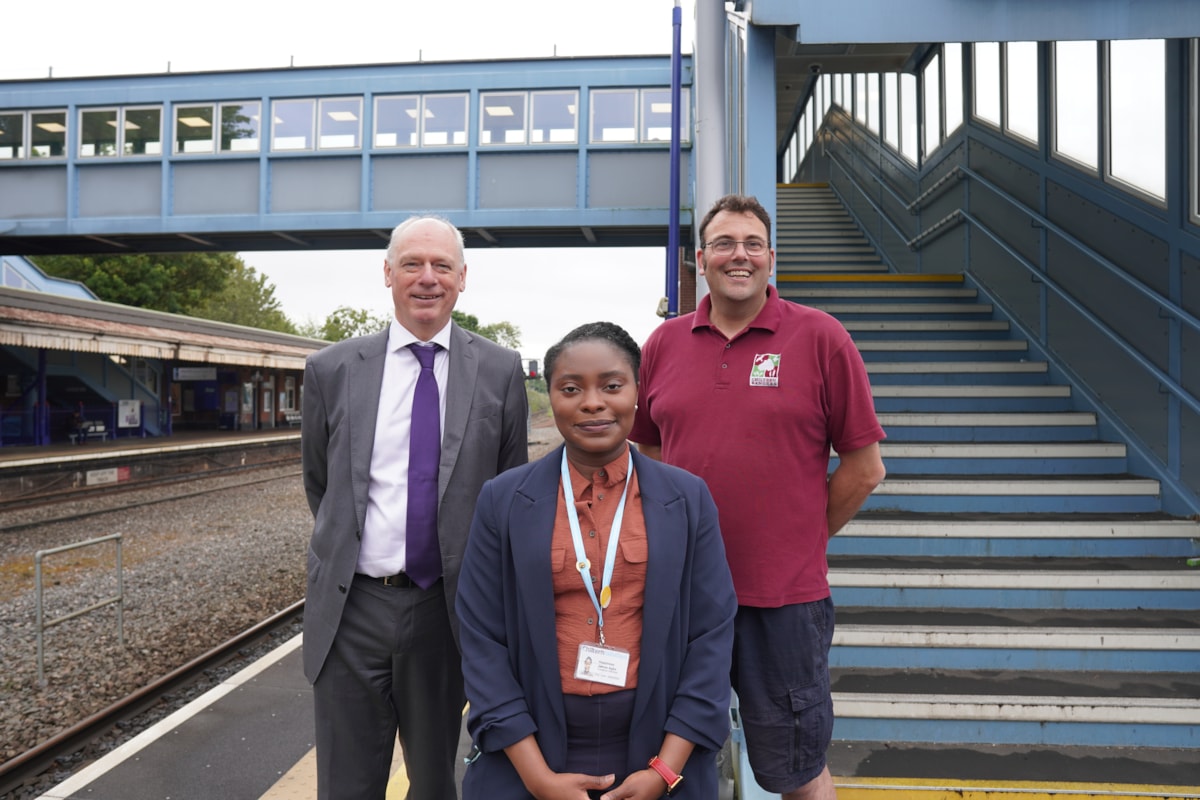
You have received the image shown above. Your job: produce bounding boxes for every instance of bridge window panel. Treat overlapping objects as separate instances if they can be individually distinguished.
[900,73,918,164]
[973,42,1001,126]
[831,73,841,106]
[272,99,315,151]
[530,90,578,144]
[373,95,419,148]
[945,43,964,135]
[1052,41,1098,171]
[220,101,261,153]
[641,87,689,142]
[30,110,66,158]
[883,74,899,150]
[822,74,832,115]
[1004,42,1039,145]
[1192,39,1199,225]
[1107,39,1166,201]
[175,104,215,154]
[841,74,851,109]
[421,93,467,147]
[0,111,23,159]
[800,107,811,165]
[79,108,119,157]
[854,74,867,124]
[590,89,637,143]
[923,55,941,160]
[123,107,162,156]
[481,92,528,145]
[318,97,362,150]
[865,73,879,134]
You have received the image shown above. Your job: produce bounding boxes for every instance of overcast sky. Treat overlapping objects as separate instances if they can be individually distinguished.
[1,0,699,360]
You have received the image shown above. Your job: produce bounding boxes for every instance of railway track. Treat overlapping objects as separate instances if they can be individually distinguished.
[0,601,305,798]
[0,462,302,532]
[0,452,301,517]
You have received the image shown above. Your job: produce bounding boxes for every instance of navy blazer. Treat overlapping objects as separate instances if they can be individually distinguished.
[456,445,737,799]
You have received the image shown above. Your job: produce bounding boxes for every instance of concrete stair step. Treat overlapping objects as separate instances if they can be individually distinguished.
[834,515,1200,557]
[863,476,1163,513]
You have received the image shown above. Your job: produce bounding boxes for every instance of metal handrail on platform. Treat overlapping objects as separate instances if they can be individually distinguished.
[35,534,124,686]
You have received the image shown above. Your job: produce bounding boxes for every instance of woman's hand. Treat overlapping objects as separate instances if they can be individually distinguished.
[525,770,615,800]
[598,768,667,800]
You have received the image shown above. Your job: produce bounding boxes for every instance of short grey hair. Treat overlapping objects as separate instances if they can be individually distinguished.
[385,215,466,266]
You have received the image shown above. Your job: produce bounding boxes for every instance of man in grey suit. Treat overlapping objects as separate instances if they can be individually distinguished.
[301,215,529,800]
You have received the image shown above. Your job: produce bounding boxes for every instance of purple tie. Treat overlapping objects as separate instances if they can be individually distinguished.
[405,343,441,589]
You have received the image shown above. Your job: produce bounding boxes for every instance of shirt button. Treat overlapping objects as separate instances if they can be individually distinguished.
[722,363,728,369]
[598,493,605,500]
[589,530,596,538]
[599,470,606,478]
[725,342,732,349]
[587,618,594,625]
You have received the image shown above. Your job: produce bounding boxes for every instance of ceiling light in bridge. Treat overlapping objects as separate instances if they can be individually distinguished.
[36,122,66,133]
[326,111,358,122]
[650,102,672,113]
[178,117,212,128]
[485,106,515,116]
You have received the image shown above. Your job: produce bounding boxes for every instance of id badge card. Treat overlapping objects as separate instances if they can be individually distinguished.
[575,642,630,687]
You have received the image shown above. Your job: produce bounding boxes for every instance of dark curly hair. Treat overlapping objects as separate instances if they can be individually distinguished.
[544,321,641,385]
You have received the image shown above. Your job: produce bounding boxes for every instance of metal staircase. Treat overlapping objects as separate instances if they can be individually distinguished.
[753,185,1200,797]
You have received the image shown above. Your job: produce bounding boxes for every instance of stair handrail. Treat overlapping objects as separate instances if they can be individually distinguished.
[905,209,965,250]
[905,165,966,213]
[821,139,913,260]
[962,207,1200,421]
[961,164,1200,341]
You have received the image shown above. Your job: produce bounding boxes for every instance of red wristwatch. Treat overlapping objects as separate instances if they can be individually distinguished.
[647,756,684,796]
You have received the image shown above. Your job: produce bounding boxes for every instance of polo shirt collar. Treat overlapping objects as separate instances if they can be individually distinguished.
[692,284,782,337]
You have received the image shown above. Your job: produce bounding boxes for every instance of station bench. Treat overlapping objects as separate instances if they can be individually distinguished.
[70,420,109,444]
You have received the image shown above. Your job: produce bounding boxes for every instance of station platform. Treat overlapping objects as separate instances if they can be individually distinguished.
[0,428,301,470]
[29,634,456,800]
[28,631,1199,800]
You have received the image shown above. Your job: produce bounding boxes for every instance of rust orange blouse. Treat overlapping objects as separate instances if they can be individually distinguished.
[552,444,647,696]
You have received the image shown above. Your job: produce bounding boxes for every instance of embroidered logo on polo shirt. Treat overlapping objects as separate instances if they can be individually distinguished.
[749,353,781,387]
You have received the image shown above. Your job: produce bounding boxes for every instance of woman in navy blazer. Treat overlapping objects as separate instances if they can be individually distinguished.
[457,322,737,800]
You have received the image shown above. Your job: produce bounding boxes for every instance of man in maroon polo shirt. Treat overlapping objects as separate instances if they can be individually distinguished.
[629,193,886,800]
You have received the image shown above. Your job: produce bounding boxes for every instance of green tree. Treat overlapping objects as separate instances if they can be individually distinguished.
[33,253,232,313]
[190,260,297,334]
[318,306,392,341]
[34,252,303,334]
[452,310,522,350]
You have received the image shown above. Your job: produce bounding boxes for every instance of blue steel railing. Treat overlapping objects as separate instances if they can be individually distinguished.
[820,128,1200,514]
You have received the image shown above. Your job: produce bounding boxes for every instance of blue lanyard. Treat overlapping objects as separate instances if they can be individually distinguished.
[560,448,632,645]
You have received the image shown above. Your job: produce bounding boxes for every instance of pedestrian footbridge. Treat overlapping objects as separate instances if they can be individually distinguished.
[0,56,692,254]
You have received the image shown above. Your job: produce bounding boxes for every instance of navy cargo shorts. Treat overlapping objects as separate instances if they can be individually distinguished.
[730,597,835,794]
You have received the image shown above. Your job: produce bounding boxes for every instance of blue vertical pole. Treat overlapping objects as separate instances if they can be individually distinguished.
[666,0,683,318]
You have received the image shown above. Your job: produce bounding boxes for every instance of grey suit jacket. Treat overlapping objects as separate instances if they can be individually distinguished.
[300,322,529,683]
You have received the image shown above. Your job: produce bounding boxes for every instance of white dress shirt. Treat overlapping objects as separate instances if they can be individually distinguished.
[358,319,451,577]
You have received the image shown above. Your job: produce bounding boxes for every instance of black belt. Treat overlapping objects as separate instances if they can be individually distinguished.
[357,572,416,588]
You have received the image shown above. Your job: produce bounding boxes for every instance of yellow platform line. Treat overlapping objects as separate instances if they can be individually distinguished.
[776,273,965,283]
[833,776,1200,799]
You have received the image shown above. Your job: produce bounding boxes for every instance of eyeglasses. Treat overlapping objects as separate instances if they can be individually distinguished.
[703,238,768,256]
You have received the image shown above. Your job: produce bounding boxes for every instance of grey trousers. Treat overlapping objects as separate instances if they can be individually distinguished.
[314,574,464,800]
